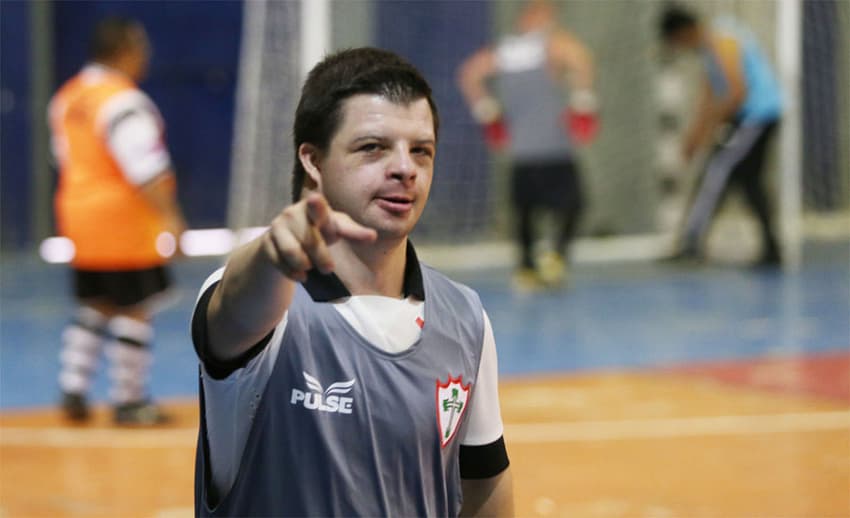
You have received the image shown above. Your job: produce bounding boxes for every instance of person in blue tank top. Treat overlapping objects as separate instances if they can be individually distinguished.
[660,4,783,267]
[458,0,599,291]
[191,48,513,517]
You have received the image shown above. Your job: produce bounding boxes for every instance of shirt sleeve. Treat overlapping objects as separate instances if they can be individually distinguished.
[458,309,510,479]
[190,268,278,380]
[99,89,171,185]
[461,309,505,445]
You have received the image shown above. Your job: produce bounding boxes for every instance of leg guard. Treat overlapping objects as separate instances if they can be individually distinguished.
[105,315,154,405]
[59,306,108,395]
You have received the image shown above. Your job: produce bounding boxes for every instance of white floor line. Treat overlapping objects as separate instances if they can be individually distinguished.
[0,427,198,448]
[505,410,850,443]
[1,411,848,448]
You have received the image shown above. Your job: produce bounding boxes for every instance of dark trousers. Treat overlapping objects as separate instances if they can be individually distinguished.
[512,158,583,269]
[681,120,780,259]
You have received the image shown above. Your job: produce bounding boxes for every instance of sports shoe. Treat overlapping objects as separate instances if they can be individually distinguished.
[114,400,171,426]
[659,247,703,266]
[538,252,567,287]
[512,268,546,293]
[61,392,89,422]
[754,246,782,268]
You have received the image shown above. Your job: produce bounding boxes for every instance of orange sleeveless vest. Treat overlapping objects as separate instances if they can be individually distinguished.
[50,67,172,270]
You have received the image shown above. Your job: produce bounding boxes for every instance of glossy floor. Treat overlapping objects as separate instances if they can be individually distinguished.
[1,241,848,516]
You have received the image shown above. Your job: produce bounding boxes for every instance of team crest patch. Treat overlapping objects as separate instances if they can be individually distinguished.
[436,375,471,447]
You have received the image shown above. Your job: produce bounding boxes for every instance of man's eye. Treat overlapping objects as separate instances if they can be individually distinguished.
[413,147,434,157]
[358,143,380,153]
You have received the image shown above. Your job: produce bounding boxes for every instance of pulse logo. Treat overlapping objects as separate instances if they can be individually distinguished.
[290,371,356,414]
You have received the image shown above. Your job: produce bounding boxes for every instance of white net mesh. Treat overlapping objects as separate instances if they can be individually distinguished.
[801,0,849,219]
[410,1,664,246]
[227,0,299,229]
[227,0,849,262]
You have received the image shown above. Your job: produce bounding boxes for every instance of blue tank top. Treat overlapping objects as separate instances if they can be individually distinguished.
[195,265,485,517]
[703,17,782,124]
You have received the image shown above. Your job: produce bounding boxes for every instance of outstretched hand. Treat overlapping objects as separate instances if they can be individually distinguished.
[262,193,377,282]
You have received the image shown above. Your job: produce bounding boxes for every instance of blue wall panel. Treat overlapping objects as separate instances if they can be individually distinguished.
[51,0,242,229]
[802,0,842,210]
[0,1,32,248]
[376,1,493,239]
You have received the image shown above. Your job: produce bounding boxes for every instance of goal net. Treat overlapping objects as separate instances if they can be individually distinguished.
[227,0,848,268]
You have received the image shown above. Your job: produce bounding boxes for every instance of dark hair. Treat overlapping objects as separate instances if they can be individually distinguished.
[659,4,699,41]
[89,17,141,62]
[291,47,439,202]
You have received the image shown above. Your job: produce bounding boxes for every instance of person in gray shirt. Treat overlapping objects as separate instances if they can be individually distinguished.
[458,0,598,291]
[192,47,514,517]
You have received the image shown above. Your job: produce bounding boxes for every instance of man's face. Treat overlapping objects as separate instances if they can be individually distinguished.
[669,26,702,52]
[517,2,555,34]
[314,94,436,241]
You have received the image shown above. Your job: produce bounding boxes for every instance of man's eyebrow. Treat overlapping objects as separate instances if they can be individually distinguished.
[351,135,387,144]
[349,135,436,146]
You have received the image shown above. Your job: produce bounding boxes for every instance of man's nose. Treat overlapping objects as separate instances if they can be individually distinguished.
[388,145,417,182]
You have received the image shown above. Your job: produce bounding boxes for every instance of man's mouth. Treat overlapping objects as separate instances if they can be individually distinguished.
[375,195,414,214]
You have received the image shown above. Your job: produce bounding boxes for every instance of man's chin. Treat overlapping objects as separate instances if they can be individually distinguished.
[366,219,417,242]
[373,226,413,242]
[363,210,419,238]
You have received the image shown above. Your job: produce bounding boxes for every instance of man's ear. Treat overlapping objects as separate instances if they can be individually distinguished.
[298,143,323,192]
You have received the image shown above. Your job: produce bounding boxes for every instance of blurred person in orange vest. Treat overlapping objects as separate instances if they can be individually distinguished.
[48,17,186,425]
[458,0,598,291]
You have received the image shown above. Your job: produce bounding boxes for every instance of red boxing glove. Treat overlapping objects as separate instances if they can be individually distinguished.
[565,109,599,145]
[471,96,510,151]
[483,118,510,151]
[565,89,599,145]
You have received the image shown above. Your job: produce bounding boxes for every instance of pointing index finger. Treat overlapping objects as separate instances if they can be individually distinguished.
[305,193,377,244]
[328,212,378,243]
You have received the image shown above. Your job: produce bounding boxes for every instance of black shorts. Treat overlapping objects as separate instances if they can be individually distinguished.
[73,266,172,307]
[512,158,581,209]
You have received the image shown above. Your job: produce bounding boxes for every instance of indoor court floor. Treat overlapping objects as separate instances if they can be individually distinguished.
[1,241,848,517]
